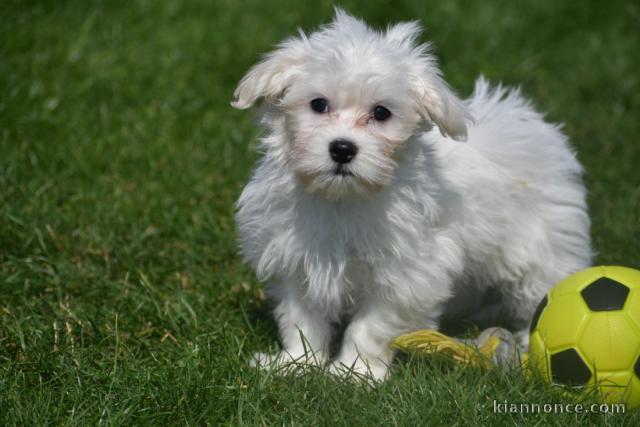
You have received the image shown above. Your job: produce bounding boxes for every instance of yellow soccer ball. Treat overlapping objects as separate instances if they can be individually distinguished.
[529,266,640,410]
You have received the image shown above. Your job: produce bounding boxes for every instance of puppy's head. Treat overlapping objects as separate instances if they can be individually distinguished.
[232,9,470,200]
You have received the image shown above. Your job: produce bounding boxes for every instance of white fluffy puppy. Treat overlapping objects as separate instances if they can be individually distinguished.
[232,10,591,380]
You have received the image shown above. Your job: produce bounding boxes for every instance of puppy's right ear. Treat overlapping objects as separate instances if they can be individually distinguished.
[231,36,308,109]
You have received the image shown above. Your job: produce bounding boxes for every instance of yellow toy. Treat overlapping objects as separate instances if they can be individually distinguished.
[393,266,640,410]
[392,327,524,369]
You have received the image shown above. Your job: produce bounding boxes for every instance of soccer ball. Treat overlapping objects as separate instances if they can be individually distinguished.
[529,266,640,410]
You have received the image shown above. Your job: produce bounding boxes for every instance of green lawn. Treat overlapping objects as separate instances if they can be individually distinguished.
[1,0,639,424]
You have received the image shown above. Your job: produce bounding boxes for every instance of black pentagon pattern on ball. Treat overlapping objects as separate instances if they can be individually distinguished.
[550,348,592,385]
[580,277,630,311]
[529,295,548,333]
[635,355,640,380]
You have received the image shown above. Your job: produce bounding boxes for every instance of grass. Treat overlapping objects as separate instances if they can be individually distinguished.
[1,0,639,424]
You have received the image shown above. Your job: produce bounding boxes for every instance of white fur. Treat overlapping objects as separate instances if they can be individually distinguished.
[232,9,591,380]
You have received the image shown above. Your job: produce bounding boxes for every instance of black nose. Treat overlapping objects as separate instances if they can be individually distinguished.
[329,139,358,164]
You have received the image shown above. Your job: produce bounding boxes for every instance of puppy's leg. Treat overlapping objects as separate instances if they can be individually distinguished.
[500,271,565,350]
[252,282,331,370]
[331,301,440,381]
[330,245,459,381]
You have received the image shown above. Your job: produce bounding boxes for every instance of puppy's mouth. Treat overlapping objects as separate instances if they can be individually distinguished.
[294,165,384,200]
[334,165,355,177]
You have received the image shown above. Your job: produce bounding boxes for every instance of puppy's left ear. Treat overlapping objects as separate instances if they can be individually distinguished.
[231,35,307,109]
[413,74,472,142]
[388,21,472,141]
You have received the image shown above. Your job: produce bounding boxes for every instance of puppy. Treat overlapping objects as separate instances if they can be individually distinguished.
[231,9,591,380]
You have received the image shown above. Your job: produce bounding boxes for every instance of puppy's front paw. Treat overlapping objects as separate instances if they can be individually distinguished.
[329,356,389,382]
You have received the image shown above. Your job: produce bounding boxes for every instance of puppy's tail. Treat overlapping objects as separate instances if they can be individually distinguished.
[466,76,540,124]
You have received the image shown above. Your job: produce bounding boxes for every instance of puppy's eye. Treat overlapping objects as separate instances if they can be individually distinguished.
[310,98,329,113]
[372,105,391,121]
